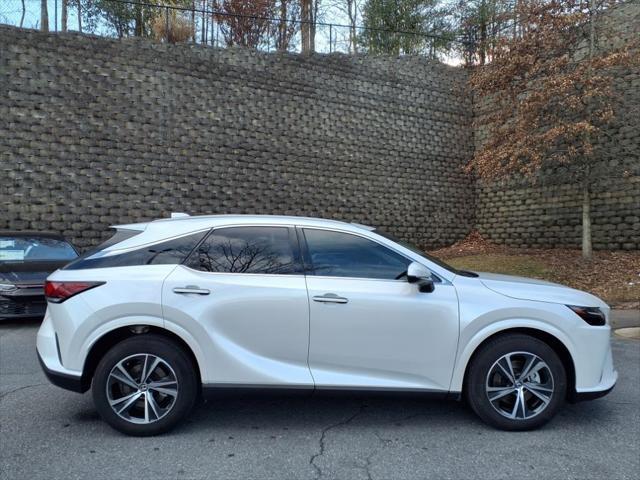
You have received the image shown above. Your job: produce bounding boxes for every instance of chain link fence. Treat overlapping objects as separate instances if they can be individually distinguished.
[0,0,452,56]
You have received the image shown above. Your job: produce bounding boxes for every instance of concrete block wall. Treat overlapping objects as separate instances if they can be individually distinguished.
[1,2,638,251]
[0,26,475,249]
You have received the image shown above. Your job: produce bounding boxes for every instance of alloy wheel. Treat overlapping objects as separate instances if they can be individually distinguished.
[485,351,554,420]
[106,353,179,424]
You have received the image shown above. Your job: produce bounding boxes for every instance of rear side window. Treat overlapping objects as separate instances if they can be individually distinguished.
[64,231,207,270]
[185,226,300,274]
[303,229,410,280]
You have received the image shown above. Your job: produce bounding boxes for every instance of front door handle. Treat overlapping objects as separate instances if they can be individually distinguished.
[173,286,210,295]
[312,293,348,304]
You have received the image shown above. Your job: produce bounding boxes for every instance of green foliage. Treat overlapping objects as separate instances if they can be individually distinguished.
[454,0,516,65]
[358,0,456,57]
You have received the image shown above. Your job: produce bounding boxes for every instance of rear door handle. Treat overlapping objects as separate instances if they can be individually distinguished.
[312,293,348,304]
[173,286,210,295]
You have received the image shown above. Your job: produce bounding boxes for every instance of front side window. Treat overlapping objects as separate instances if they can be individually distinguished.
[185,226,300,275]
[64,231,207,270]
[303,229,410,280]
[0,236,77,262]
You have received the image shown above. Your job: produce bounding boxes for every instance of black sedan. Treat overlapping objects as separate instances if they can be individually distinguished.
[0,231,79,320]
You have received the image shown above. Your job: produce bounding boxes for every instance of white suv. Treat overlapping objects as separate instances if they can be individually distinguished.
[37,215,617,435]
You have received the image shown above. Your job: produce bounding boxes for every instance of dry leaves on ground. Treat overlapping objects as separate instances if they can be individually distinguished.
[430,231,640,308]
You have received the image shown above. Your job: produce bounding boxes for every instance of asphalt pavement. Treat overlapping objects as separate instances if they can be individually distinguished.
[1,318,638,480]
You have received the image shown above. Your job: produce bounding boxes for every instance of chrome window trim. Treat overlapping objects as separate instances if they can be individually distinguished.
[90,221,450,285]
[87,228,213,258]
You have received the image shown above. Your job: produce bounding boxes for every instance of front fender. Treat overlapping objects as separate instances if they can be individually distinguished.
[449,318,577,392]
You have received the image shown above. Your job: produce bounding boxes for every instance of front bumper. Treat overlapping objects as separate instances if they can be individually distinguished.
[0,295,46,319]
[571,341,617,402]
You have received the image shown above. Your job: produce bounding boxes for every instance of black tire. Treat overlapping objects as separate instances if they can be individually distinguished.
[92,334,198,436]
[465,333,567,431]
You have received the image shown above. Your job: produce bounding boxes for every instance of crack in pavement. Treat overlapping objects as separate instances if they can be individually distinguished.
[309,403,368,479]
[0,383,47,400]
[362,448,377,480]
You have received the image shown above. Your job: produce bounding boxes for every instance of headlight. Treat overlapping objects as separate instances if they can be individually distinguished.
[0,283,18,293]
[567,305,606,326]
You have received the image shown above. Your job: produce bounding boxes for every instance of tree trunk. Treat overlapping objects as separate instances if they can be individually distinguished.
[62,0,68,32]
[20,0,26,28]
[278,0,286,51]
[41,0,49,32]
[134,3,143,36]
[581,0,596,260]
[77,0,82,32]
[309,0,316,53]
[582,178,592,259]
[301,0,309,53]
[192,1,196,43]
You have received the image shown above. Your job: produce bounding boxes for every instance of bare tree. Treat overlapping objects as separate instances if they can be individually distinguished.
[328,0,360,53]
[300,0,319,53]
[346,0,359,53]
[62,0,68,32]
[77,0,83,32]
[276,0,300,51]
[20,0,26,28]
[197,239,295,274]
[469,0,638,259]
[214,0,275,47]
[40,0,49,32]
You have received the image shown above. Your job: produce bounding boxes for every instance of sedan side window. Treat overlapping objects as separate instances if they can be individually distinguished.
[302,229,410,280]
[185,226,301,275]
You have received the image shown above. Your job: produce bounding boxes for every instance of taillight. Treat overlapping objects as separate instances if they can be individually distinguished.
[44,281,105,303]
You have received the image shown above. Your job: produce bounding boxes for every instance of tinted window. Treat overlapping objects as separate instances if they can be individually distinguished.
[64,231,206,270]
[303,229,410,280]
[372,229,461,274]
[83,228,142,257]
[0,236,77,262]
[186,227,299,274]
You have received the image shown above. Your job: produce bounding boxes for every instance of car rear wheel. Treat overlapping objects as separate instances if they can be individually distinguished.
[92,334,198,436]
[465,333,567,431]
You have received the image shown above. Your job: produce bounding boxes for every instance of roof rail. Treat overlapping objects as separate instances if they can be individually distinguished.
[170,212,190,219]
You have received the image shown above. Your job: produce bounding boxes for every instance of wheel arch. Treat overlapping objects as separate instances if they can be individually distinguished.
[80,325,203,393]
[454,327,577,401]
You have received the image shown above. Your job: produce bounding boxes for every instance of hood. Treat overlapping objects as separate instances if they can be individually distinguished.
[476,272,608,309]
[0,261,68,286]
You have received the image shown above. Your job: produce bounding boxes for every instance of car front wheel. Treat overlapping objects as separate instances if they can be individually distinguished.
[92,334,198,436]
[465,333,567,431]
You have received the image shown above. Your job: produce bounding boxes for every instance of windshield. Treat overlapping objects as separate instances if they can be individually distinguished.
[0,236,78,262]
[373,229,466,275]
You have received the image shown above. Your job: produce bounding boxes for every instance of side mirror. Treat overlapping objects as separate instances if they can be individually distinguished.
[407,262,435,293]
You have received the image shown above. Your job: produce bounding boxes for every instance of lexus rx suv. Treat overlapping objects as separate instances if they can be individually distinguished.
[37,215,616,435]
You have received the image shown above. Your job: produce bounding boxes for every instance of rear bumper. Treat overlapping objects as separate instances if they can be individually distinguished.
[36,311,87,393]
[37,351,85,393]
